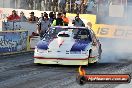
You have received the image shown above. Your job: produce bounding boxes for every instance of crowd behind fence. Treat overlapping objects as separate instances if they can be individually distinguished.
[3,9,91,39]
[14,0,98,14]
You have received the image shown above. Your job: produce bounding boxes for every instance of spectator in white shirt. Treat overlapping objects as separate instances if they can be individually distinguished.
[37,16,50,38]
[58,0,66,12]
[20,11,27,22]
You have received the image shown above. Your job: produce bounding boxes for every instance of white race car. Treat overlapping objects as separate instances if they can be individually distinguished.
[34,26,102,65]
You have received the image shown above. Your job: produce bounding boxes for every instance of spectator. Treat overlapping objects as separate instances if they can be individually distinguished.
[86,0,95,14]
[37,16,50,38]
[80,0,86,13]
[67,0,75,13]
[52,13,64,26]
[58,0,66,12]
[53,12,56,19]
[72,13,85,27]
[28,0,34,9]
[38,12,49,22]
[41,0,45,10]
[7,10,20,21]
[28,12,38,23]
[51,0,58,12]
[62,12,69,26]
[39,13,44,21]
[49,12,55,24]
[20,11,27,22]
[75,0,81,13]
[44,12,48,17]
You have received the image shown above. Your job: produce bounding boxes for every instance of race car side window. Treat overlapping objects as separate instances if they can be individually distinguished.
[86,29,92,41]
[91,30,98,46]
[74,29,87,39]
[74,29,92,41]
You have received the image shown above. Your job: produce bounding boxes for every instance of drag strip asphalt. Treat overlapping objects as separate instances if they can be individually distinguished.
[0,52,132,88]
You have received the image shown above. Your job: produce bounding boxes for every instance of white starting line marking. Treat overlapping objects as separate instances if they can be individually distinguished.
[115,80,132,88]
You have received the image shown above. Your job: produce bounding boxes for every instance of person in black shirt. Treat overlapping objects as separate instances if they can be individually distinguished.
[52,13,64,26]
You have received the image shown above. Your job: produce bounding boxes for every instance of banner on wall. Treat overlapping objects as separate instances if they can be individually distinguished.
[92,24,132,39]
[0,30,28,54]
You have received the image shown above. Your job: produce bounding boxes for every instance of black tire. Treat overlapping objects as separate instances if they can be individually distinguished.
[76,75,87,85]
[34,63,43,66]
[87,49,93,66]
[98,44,102,60]
[88,50,98,66]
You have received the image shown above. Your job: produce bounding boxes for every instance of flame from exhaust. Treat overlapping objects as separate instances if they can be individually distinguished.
[79,66,86,76]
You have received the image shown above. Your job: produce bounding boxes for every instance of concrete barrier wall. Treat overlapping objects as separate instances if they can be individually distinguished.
[2,22,37,35]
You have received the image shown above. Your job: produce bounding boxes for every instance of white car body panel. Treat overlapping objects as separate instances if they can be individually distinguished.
[34,26,101,65]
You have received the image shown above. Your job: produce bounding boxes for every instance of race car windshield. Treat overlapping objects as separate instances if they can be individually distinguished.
[43,27,92,41]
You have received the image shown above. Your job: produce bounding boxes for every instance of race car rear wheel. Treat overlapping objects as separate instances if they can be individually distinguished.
[98,44,102,60]
[88,49,93,65]
[88,50,98,66]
